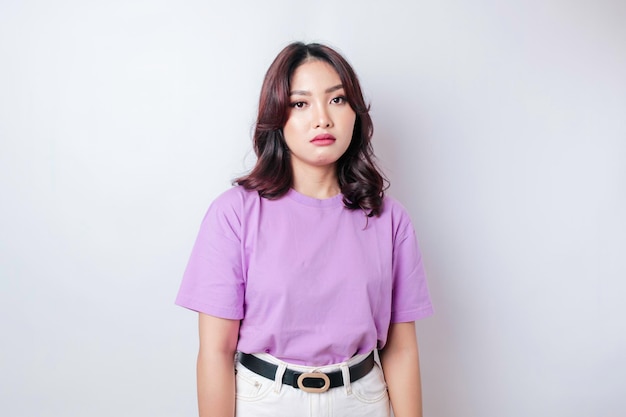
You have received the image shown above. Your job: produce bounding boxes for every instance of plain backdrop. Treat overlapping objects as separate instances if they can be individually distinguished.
[1,1,624,416]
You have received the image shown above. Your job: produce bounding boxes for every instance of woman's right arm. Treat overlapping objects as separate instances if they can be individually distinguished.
[197,313,240,417]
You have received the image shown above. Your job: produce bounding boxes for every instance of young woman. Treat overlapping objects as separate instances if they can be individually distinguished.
[176,42,433,417]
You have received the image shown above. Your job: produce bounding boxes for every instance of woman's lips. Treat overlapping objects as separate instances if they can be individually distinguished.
[310,134,336,146]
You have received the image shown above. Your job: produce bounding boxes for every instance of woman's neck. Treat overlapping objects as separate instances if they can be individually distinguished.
[291,165,340,199]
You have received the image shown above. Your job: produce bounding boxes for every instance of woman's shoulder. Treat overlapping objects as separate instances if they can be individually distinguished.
[198,186,260,236]
[379,194,418,236]
[381,194,411,218]
[201,185,261,223]
[210,185,260,207]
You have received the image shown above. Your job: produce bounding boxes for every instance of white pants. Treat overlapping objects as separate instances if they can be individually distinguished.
[235,352,390,417]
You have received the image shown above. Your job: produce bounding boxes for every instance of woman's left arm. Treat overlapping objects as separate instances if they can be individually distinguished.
[379,321,423,417]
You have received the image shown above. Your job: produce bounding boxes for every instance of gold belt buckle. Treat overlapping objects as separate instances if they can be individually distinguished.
[297,372,331,393]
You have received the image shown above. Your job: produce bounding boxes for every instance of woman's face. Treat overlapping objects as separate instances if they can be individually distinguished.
[282,59,356,174]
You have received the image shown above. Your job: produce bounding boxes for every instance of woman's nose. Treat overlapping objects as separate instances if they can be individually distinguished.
[313,105,333,129]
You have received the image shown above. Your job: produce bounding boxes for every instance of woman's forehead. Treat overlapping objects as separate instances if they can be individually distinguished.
[290,60,342,93]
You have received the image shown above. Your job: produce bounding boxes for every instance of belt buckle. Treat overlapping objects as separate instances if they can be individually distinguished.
[297,372,331,393]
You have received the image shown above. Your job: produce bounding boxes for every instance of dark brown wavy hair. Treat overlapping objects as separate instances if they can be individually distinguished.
[235,42,387,217]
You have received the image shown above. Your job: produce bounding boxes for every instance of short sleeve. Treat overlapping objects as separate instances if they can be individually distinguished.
[175,191,245,320]
[390,210,434,323]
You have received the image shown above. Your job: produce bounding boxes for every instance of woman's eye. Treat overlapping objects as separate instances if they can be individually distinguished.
[290,101,306,109]
[331,96,347,104]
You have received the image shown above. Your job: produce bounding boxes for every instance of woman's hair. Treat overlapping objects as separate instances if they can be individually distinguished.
[235,42,387,217]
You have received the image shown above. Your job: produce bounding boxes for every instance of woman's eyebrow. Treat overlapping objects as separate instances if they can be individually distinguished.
[290,84,344,96]
[325,84,344,93]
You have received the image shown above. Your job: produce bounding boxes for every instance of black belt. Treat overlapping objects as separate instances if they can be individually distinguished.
[238,351,375,393]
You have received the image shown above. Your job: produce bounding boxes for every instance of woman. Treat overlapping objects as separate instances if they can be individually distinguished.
[176,42,433,417]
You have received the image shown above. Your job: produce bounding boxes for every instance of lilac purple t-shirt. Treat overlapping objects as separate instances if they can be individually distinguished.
[176,186,433,365]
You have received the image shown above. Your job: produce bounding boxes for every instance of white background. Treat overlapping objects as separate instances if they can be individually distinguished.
[1,1,624,416]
